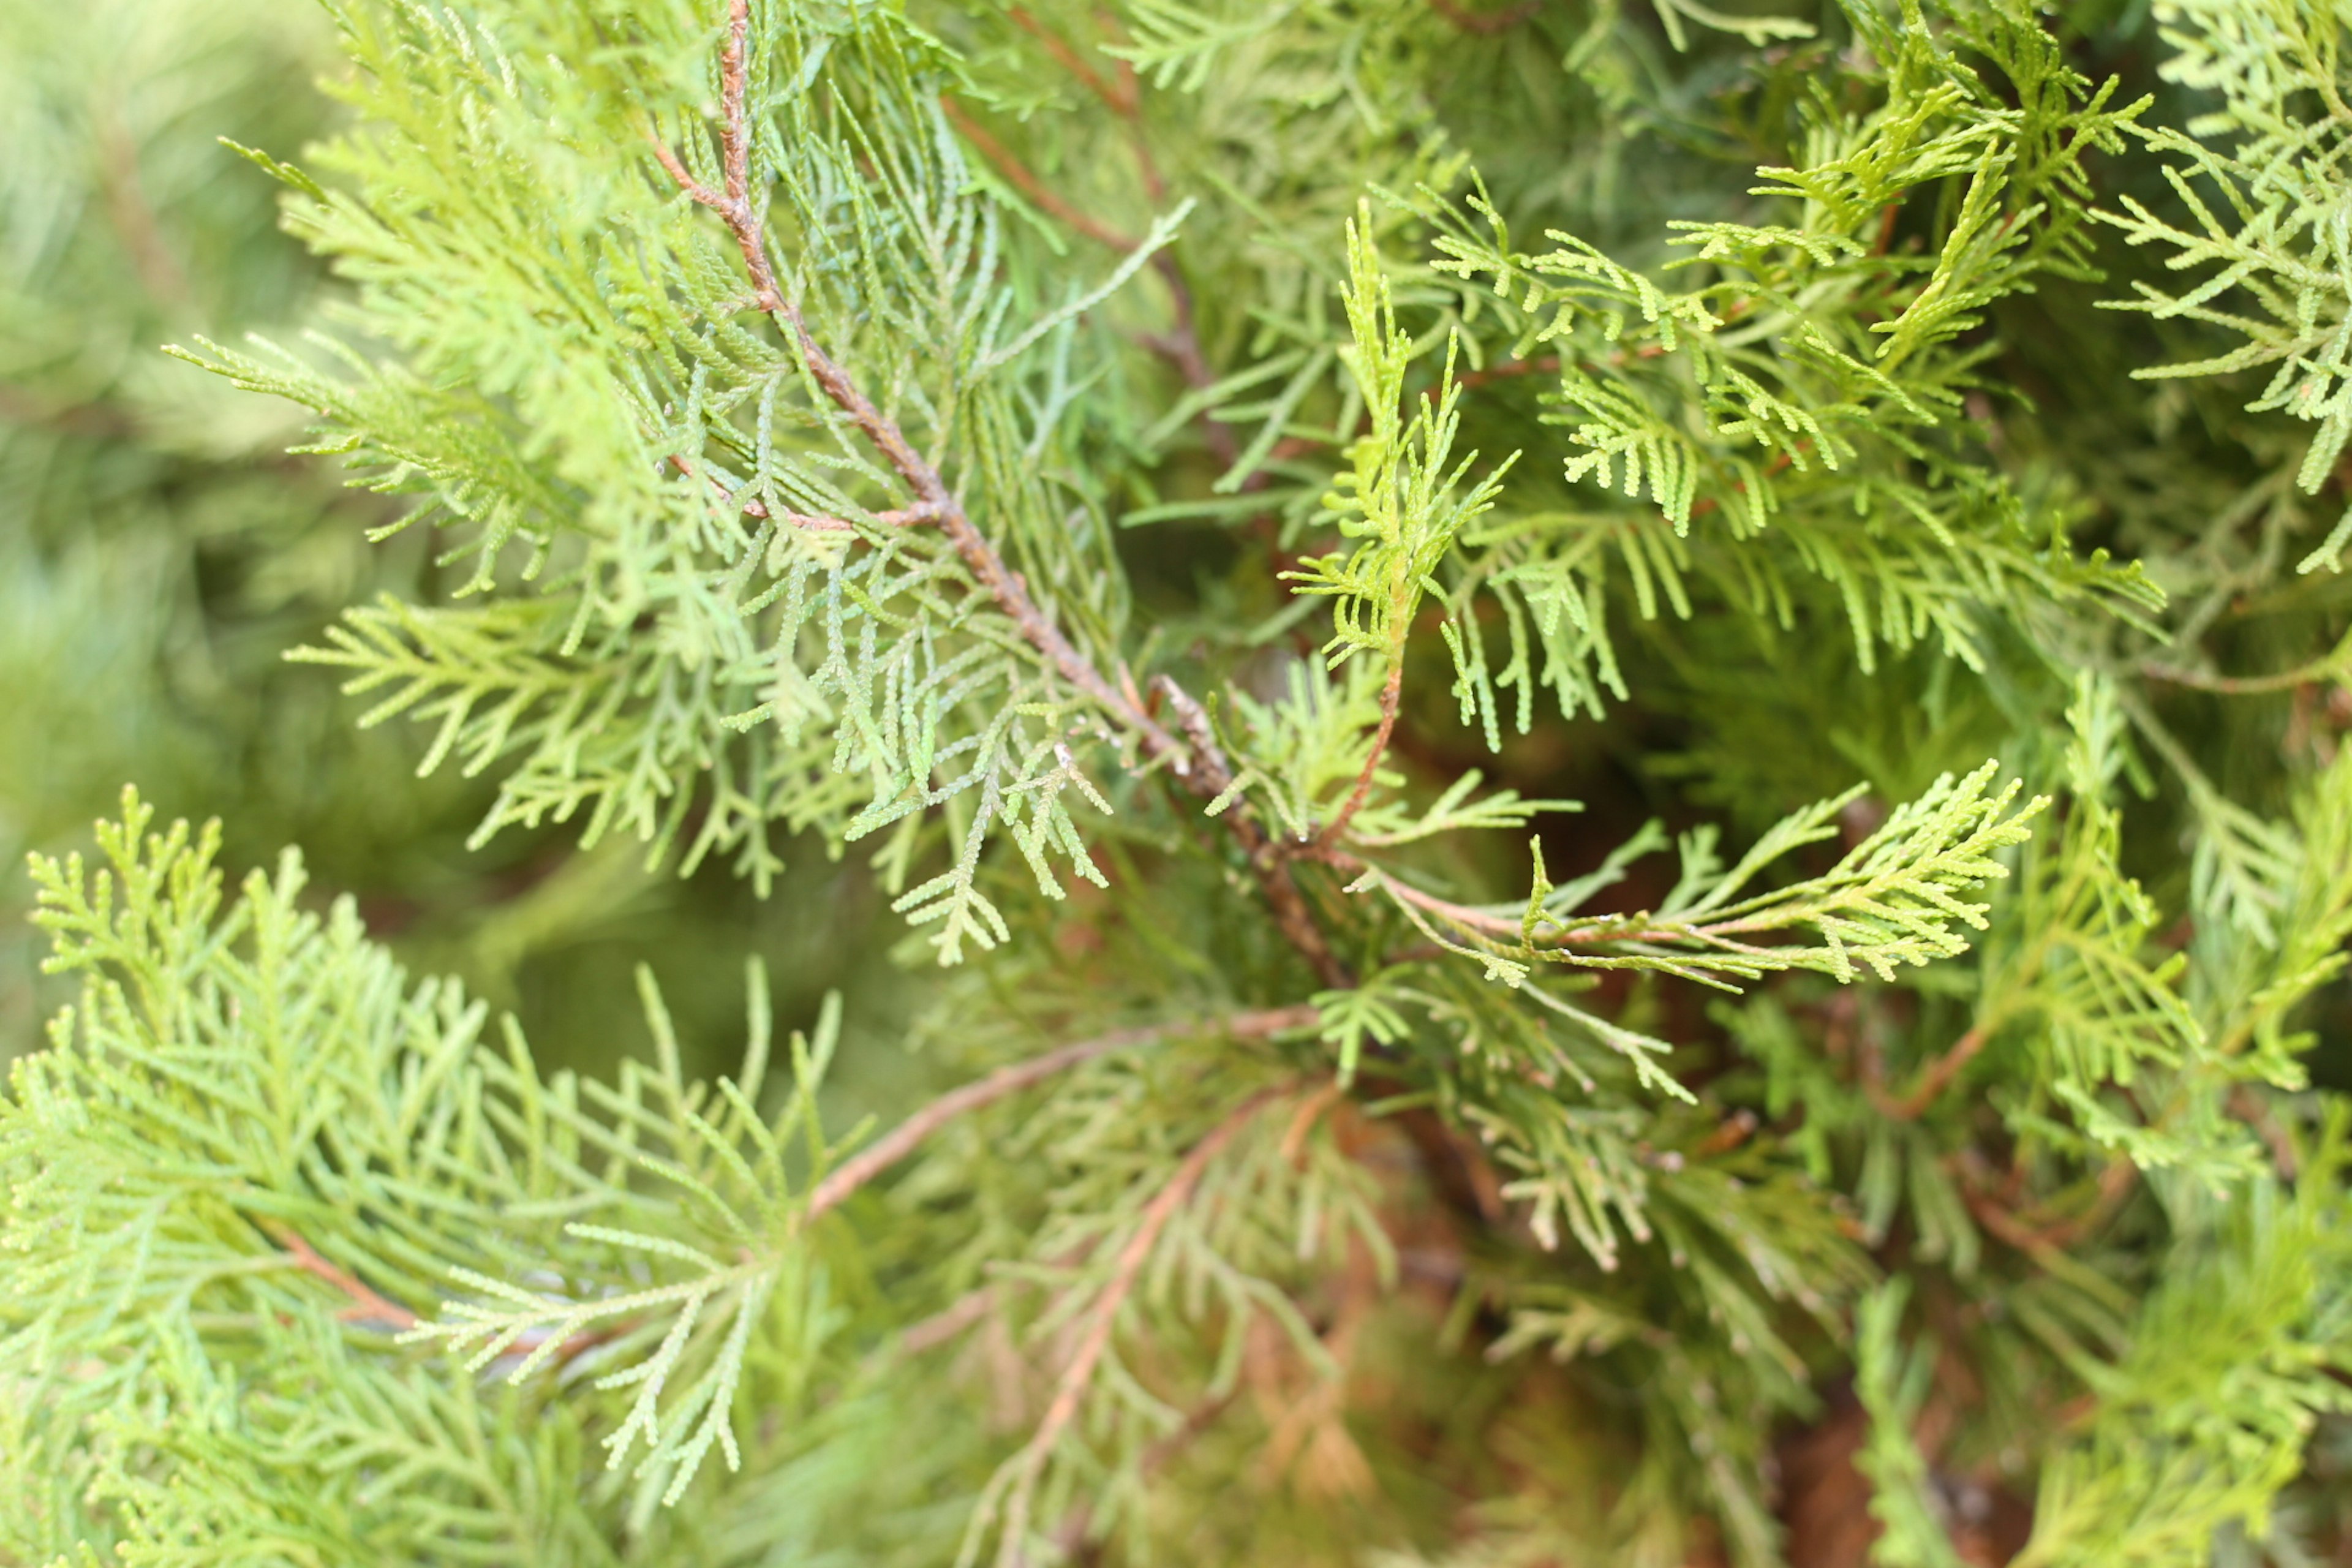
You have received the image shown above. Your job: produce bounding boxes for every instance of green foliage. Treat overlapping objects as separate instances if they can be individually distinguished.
[1854,1281,1967,1568]
[2099,0,2352,571]
[176,0,1188,930]
[9,0,2352,1562]
[2015,1125,2352,1567]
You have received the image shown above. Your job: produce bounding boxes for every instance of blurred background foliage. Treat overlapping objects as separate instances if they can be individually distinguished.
[0,0,921,1114]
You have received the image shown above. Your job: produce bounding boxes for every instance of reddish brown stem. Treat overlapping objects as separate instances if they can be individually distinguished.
[1365,1079,1507,1221]
[1140,255,1239,466]
[97,113,192,310]
[900,1283,1003,1355]
[935,95,1213,457]
[997,1085,1291,1562]
[274,1225,616,1366]
[1009,7,1164,202]
[1954,1153,2137,1253]
[658,1,1355,993]
[1880,1026,1990,1120]
[2140,654,2347,695]
[274,1225,418,1330]
[1009,7,1136,116]
[939,96,1144,254]
[0,385,138,442]
[805,1008,1316,1222]
[1302,854,1624,948]
[2229,1084,2299,1180]
[653,4,1184,766]
[1303,848,1812,969]
[1697,1108,1760,1156]
[1318,661,1403,848]
[1153,676,1352,988]
[1871,201,1902,257]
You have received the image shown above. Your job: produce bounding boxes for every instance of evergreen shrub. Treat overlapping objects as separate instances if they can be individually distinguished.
[6,0,2352,1562]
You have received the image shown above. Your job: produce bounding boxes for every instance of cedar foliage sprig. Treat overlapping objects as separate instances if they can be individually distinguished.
[7,0,2352,1562]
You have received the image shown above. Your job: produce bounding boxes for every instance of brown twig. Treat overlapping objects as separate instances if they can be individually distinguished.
[944,20,1236,475]
[1152,676,1353,988]
[933,92,1215,443]
[935,91,1223,466]
[0,384,138,442]
[97,113,192,311]
[658,3,1363,1011]
[273,1225,418,1330]
[1009,7,1137,116]
[1953,1152,2137,1253]
[1697,1108,1760,1156]
[1879,1025,1991,1120]
[1871,200,1902,257]
[939,96,1145,254]
[1307,846,1850,973]
[2139,644,2352,695]
[2228,1084,2299,1180]
[1369,1080,1507,1221]
[1307,854,1667,949]
[995,1084,1290,1565]
[652,1,1187,771]
[274,1224,620,1366]
[1139,255,1240,467]
[805,1008,1316,1222]
[645,4,783,312]
[1317,661,1403,848]
[1008,7,1164,204]
[902,1283,1005,1356]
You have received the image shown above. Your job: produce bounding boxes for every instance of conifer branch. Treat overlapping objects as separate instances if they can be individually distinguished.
[276,1221,628,1367]
[1316,661,1403,848]
[1321,764,2041,987]
[1309,855,1684,948]
[994,1082,1293,1566]
[2139,627,2352,695]
[1153,673,1352,988]
[806,1007,1317,1221]
[44,2,2352,1556]
[940,57,1222,459]
[654,0,1188,766]
[901,1283,1005,1355]
[987,6,1231,477]
[666,9,1319,1009]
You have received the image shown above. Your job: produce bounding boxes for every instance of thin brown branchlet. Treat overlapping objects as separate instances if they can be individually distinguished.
[1313,660,1403,851]
[651,0,1181,764]
[990,1081,1298,1567]
[804,1006,1318,1221]
[649,0,1354,991]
